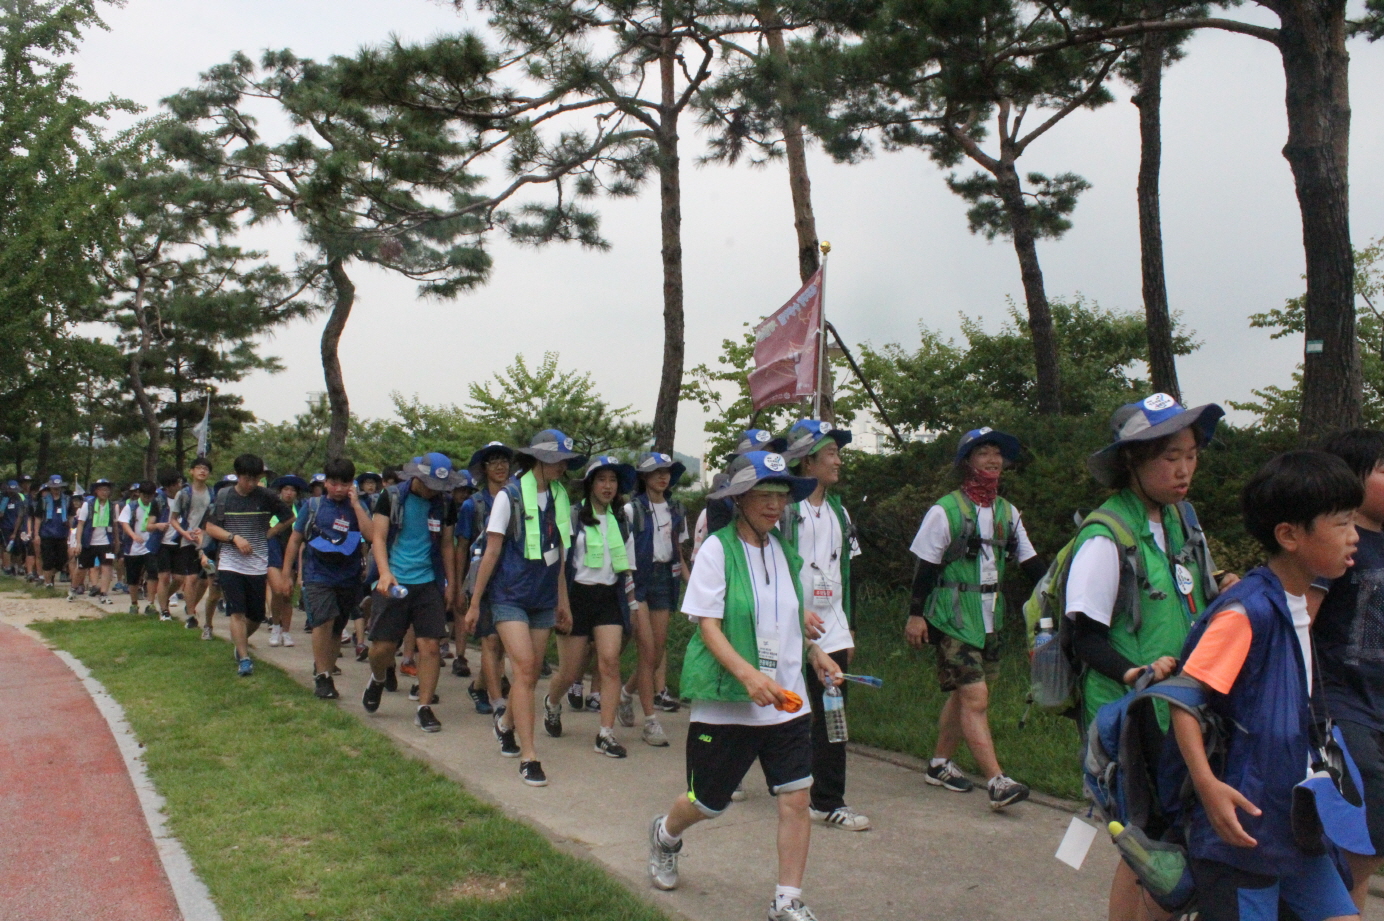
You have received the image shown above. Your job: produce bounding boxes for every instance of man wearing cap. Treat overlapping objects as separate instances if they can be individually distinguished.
[905,427,1045,811]
[465,430,583,785]
[456,442,515,713]
[647,450,841,921]
[362,453,462,733]
[778,419,869,832]
[32,474,70,587]
[76,479,118,603]
[169,457,215,630]
[203,454,295,677]
[282,457,373,700]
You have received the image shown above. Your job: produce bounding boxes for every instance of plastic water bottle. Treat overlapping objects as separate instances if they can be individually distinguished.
[388,584,409,599]
[200,555,217,576]
[823,684,848,743]
[1032,617,1057,655]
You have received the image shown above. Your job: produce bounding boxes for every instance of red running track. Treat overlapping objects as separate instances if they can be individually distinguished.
[0,624,182,921]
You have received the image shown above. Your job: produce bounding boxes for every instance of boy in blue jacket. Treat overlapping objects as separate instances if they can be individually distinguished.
[1166,451,1362,921]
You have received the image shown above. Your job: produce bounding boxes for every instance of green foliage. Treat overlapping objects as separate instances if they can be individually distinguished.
[945,171,1092,242]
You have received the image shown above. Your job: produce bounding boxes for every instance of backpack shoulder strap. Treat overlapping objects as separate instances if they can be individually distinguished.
[629,493,647,536]
[1080,507,1148,632]
[303,496,323,541]
[940,491,977,564]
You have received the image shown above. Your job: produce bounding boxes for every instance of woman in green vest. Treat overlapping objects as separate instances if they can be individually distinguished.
[1064,393,1233,921]
[905,427,1048,811]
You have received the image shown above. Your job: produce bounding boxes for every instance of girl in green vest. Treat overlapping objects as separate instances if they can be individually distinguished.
[905,427,1047,811]
[1064,393,1233,921]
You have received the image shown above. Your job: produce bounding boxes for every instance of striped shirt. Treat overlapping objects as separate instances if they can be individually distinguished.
[209,486,291,576]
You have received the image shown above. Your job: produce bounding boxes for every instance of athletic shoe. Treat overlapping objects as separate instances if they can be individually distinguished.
[595,732,628,759]
[314,673,340,699]
[501,675,511,698]
[519,760,548,787]
[201,626,212,641]
[362,678,384,713]
[439,642,453,661]
[468,684,493,715]
[988,774,1030,811]
[642,718,669,747]
[566,682,584,711]
[543,694,563,738]
[731,784,747,802]
[330,665,342,676]
[585,691,602,713]
[768,899,822,921]
[925,760,975,793]
[647,816,681,890]
[112,582,127,593]
[654,688,681,712]
[355,643,369,662]
[237,657,253,677]
[408,685,440,704]
[809,805,872,831]
[384,666,398,692]
[144,604,157,616]
[451,657,470,678]
[494,710,520,758]
[66,590,76,602]
[399,661,418,678]
[617,688,635,728]
[340,629,353,645]
[158,611,173,622]
[540,659,552,678]
[127,603,138,615]
[268,625,282,647]
[184,615,197,629]
[415,705,441,733]
[280,631,295,647]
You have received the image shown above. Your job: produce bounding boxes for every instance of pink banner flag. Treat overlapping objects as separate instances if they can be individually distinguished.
[748,269,824,411]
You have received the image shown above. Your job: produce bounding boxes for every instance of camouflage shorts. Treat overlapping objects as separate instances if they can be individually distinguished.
[934,632,1001,692]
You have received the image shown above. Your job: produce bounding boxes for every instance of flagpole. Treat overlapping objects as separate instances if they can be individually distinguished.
[813,241,831,419]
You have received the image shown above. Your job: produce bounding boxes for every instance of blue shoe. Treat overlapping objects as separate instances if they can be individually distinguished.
[237,657,253,677]
[468,683,493,715]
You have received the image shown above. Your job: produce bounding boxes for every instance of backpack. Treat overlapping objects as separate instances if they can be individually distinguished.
[939,490,1016,566]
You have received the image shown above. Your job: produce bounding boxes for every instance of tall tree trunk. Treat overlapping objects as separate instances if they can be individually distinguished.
[1133,32,1182,402]
[651,37,685,454]
[758,3,819,283]
[994,162,1063,414]
[127,276,162,481]
[1277,0,1357,438]
[322,258,355,461]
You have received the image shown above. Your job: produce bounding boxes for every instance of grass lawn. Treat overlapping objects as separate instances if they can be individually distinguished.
[0,572,65,599]
[33,613,671,921]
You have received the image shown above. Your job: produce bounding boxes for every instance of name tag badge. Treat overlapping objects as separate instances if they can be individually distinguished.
[757,634,779,678]
[104,553,115,561]
[543,547,559,567]
[332,518,350,532]
[670,561,682,578]
[427,518,441,533]
[812,574,833,610]
[1175,564,1195,597]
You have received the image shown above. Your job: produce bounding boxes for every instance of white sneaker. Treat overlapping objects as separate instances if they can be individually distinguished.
[201,626,213,641]
[810,805,872,831]
[642,718,669,747]
[731,784,747,802]
[268,625,282,647]
[281,631,295,647]
[618,688,635,728]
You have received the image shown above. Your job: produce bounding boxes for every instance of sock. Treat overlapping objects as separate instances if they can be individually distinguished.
[417,704,426,712]
[645,714,659,726]
[492,697,507,712]
[930,757,947,768]
[657,817,681,848]
[371,670,387,684]
[774,886,802,910]
[987,774,1005,788]
[599,726,614,740]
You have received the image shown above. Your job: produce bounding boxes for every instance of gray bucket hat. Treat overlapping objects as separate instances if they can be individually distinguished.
[1087,393,1224,487]
[516,430,587,470]
[708,452,816,503]
[402,452,469,492]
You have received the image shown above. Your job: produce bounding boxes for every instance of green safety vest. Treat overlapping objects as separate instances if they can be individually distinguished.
[923,491,1016,649]
[679,524,805,703]
[521,472,570,560]
[582,506,630,572]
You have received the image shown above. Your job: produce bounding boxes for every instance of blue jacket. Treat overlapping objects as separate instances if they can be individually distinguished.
[628,492,684,595]
[1162,566,1316,876]
[80,498,118,549]
[37,493,68,539]
[488,479,562,611]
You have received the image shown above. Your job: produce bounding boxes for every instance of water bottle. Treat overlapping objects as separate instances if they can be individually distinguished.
[200,555,217,576]
[387,584,409,599]
[823,684,848,744]
[1032,617,1057,656]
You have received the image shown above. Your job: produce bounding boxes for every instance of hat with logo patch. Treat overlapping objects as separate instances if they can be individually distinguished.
[1087,393,1224,487]
[708,451,816,503]
[516,430,586,470]
[467,441,516,476]
[581,455,637,495]
[451,470,478,494]
[402,453,469,491]
[780,419,852,462]
[730,428,788,458]
[44,474,66,489]
[635,452,687,490]
[955,427,1022,465]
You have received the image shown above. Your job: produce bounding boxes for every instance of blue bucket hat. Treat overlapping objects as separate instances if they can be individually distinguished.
[636,452,687,489]
[730,428,788,457]
[468,441,515,476]
[403,452,468,491]
[44,474,66,489]
[310,472,326,485]
[356,471,382,488]
[956,427,1022,465]
[708,451,816,503]
[271,474,309,493]
[581,455,637,495]
[91,478,112,489]
[451,469,478,493]
[516,430,586,470]
[307,519,364,557]
[781,419,852,462]
[1087,393,1224,487]
[6,480,17,490]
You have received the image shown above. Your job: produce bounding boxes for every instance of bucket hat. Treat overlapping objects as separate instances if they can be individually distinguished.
[516,430,586,470]
[310,472,326,485]
[91,478,112,489]
[780,419,852,462]
[955,427,1022,465]
[1087,393,1224,487]
[402,453,469,491]
[730,429,788,457]
[581,455,637,495]
[356,471,383,489]
[451,470,478,493]
[708,452,816,503]
[44,474,66,489]
[271,474,309,493]
[636,452,687,489]
[467,441,516,475]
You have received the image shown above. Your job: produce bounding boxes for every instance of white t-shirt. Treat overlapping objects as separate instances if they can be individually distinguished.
[909,502,1037,633]
[118,502,151,556]
[691,508,710,563]
[628,499,688,563]
[792,498,861,655]
[76,500,114,547]
[683,534,808,727]
[570,510,637,586]
[1065,523,1166,627]
[486,486,548,536]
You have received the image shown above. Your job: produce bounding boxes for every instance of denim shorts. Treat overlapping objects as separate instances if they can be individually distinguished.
[491,602,556,630]
[639,560,678,610]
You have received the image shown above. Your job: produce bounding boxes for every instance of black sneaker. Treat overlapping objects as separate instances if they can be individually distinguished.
[158,610,173,622]
[924,760,975,793]
[654,688,681,712]
[519,760,548,786]
[408,684,440,704]
[467,683,493,715]
[540,659,552,679]
[566,682,584,711]
[362,678,384,713]
[355,643,369,662]
[494,709,520,757]
[315,673,340,700]
[415,705,442,733]
[184,615,198,629]
[595,732,628,758]
[988,774,1030,811]
[451,657,470,678]
[543,694,563,738]
[384,665,398,692]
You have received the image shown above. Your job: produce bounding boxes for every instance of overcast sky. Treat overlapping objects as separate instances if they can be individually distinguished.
[72,1,1384,457]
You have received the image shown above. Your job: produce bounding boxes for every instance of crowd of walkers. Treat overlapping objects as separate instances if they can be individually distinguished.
[8,393,1384,921]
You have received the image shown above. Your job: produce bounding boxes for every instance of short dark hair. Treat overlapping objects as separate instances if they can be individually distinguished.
[1109,428,1207,490]
[323,457,355,482]
[233,453,264,477]
[382,465,402,484]
[137,480,156,494]
[190,456,212,472]
[1242,450,1363,554]
[159,469,182,489]
[1318,429,1384,482]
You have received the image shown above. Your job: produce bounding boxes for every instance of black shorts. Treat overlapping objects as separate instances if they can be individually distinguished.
[78,545,116,570]
[303,582,362,630]
[568,581,625,637]
[124,554,154,586]
[1338,719,1384,854]
[368,582,447,643]
[154,544,174,575]
[219,570,268,623]
[39,537,66,572]
[172,545,203,577]
[685,714,813,817]
[464,594,497,639]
